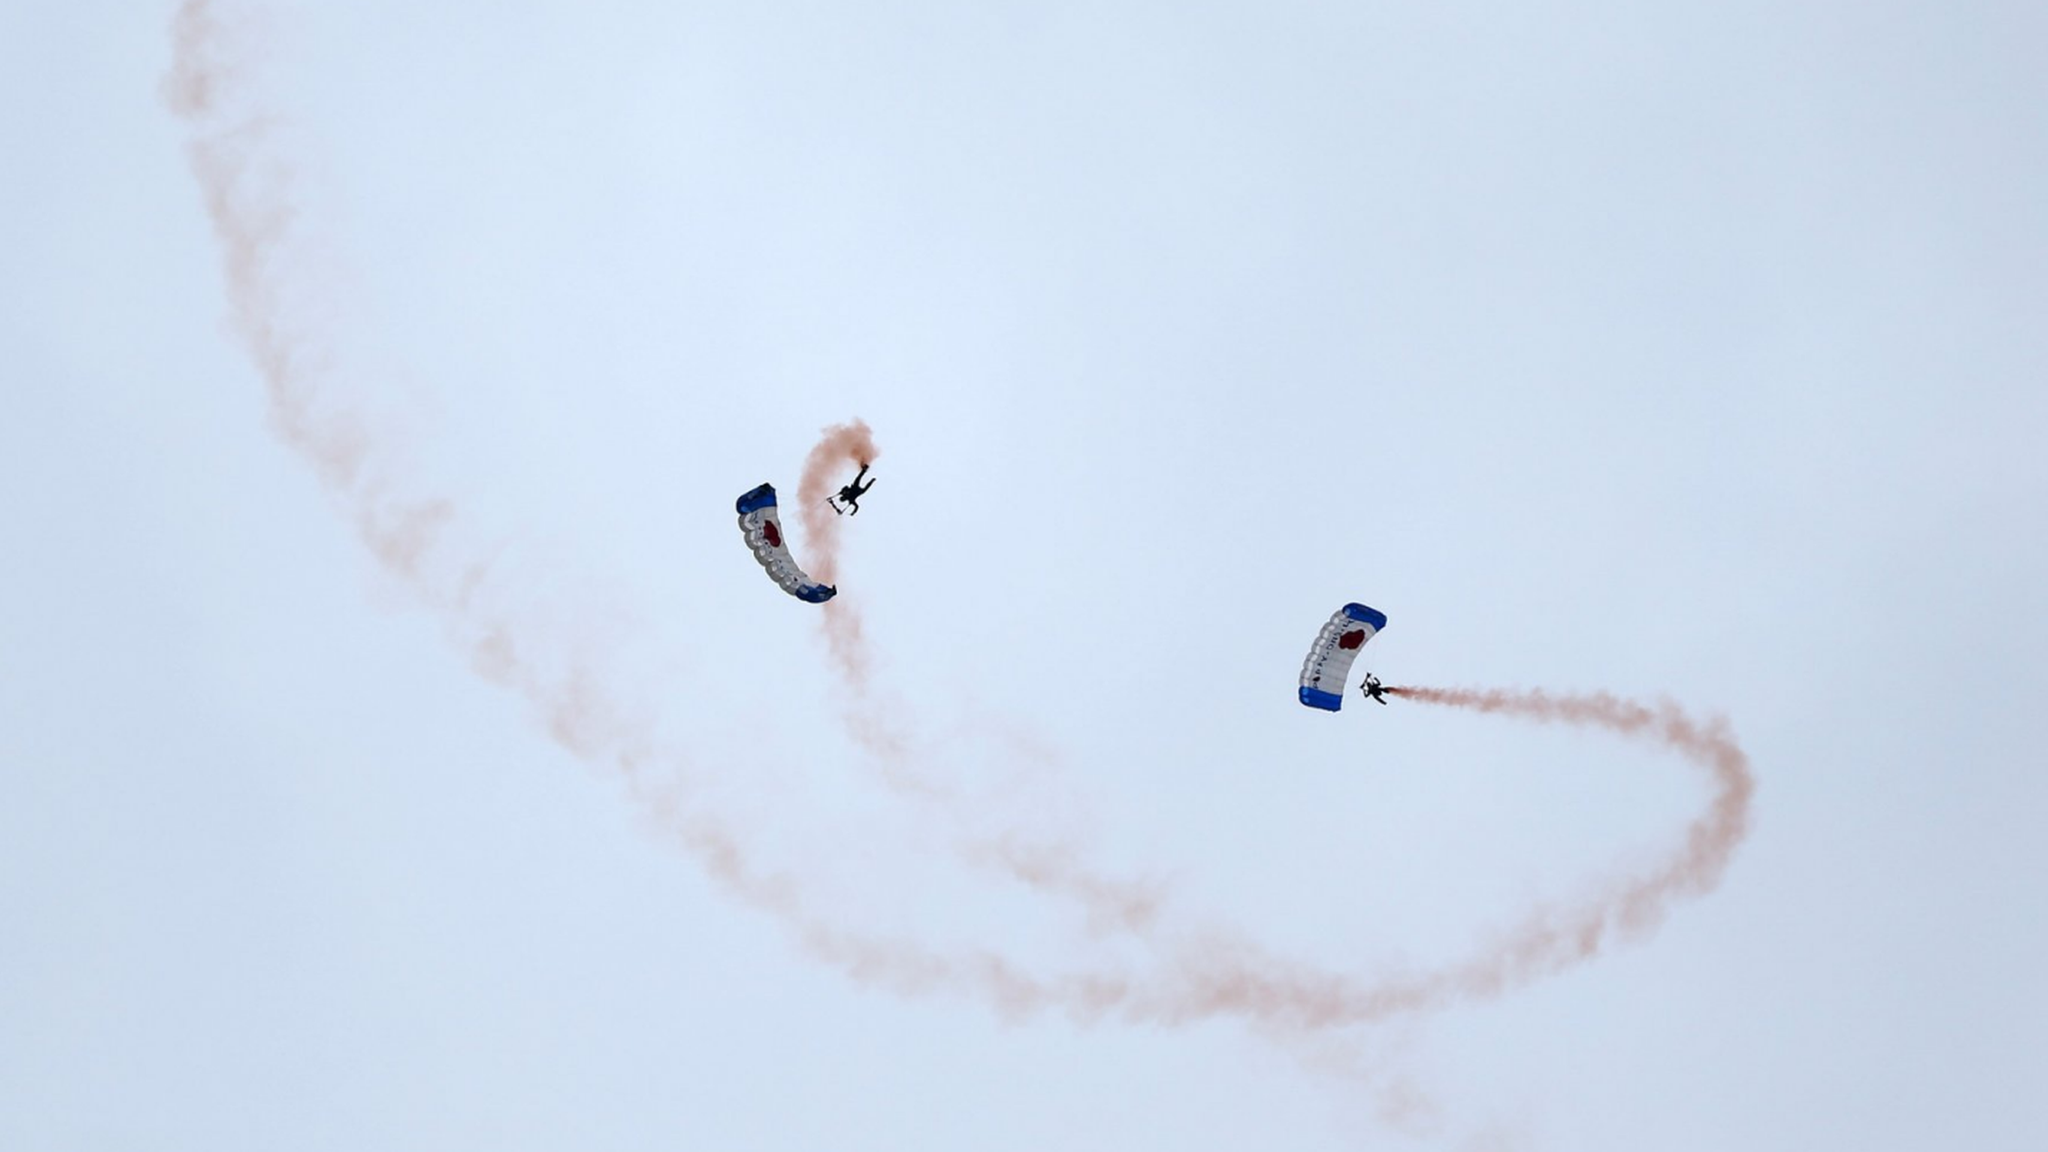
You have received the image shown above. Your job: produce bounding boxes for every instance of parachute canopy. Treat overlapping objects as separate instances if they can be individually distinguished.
[736,483,836,603]
[1298,603,1387,711]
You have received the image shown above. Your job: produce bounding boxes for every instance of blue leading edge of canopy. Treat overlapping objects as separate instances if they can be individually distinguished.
[1342,603,1388,629]
[796,584,837,603]
[736,484,778,515]
[1299,686,1344,711]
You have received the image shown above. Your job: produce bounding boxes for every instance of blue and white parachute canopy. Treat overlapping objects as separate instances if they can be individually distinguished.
[735,483,836,604]
[1298,603,1388,711]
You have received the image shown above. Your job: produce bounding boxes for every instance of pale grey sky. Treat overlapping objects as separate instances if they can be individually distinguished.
[4,2,2046,1149]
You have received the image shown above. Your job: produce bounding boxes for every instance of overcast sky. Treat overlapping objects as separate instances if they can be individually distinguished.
[5,2,2046,1149]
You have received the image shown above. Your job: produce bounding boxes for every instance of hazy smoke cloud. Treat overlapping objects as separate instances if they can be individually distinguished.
[169,6,1753,1141]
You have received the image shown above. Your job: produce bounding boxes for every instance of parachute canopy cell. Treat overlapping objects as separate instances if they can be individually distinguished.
[736,483,836,603]
[1298,603,1387,711]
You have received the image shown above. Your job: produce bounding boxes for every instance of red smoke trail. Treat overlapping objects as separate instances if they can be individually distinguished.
[165,0,812,937]
[775,419,1759,1022]
[796,418,876,585]
[782,423,1180,933]
[815,687,1753,1032]
[781,671,1758,1032]
[1377,685,1755,996]
[169,0,1753,1020]
[781,419,911,775]
[165,0,1176,1016]
[793,419,880,699]
[169,5,1751,1138]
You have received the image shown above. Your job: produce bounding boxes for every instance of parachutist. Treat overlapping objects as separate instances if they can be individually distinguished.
[1361,673,1389,705]
[828,463,876,515]
[1298,603,1387,711]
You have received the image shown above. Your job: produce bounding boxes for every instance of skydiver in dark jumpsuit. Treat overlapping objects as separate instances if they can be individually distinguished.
[830,463,876,514]
[1361,673,1389,705]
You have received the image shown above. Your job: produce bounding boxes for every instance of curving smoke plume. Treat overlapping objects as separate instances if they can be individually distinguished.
[796,418,878,585]
[1386,686,1754,950]
[167,1,1754,1139]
